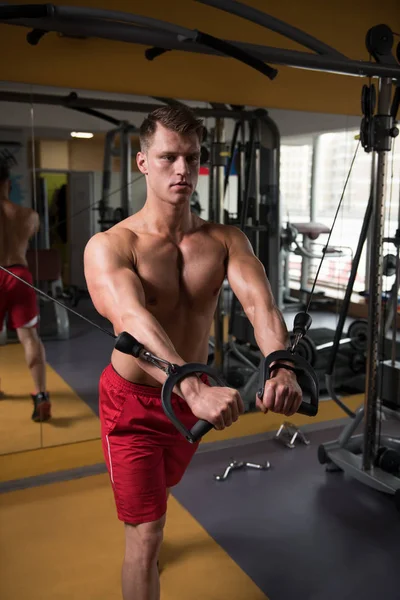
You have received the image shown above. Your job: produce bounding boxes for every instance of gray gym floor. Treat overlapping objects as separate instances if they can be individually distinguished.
[174,426,400,600]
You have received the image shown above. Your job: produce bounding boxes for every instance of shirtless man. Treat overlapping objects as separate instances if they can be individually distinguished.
[84,106,302,600]
[0,157,51,421]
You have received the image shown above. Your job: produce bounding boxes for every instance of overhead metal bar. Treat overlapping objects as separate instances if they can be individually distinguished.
[0,3,195,37]
[56,6,194,38]
[67,105,122,127]
[210,102,230,110]
[0,90,254,120]
[0,4,399,79]
[151,97,188,108]
[195,0,348,58]
[0,4,278,80]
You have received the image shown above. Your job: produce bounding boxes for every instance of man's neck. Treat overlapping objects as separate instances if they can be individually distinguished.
[141,196,194,241]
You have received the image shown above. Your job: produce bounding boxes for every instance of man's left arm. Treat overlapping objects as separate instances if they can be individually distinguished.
[225,226,302,416]
[29,210,40,237]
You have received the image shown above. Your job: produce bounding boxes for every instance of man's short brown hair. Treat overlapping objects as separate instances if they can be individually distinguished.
[0,149,16,183]
[139,105,204,152]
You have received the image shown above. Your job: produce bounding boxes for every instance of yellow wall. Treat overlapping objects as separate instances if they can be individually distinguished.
[0,0,399,115]
[35,136,140,172]
[68,138,106,172]
[38,140,69,170]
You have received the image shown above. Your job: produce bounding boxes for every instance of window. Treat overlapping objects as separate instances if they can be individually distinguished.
[312,129,373,292]
[280,143,313,221]
[280,142,313,288]
[280,129,399,297]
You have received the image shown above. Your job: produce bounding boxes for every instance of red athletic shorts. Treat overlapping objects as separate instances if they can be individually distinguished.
[0,264,38,330]
[99,364,203,524]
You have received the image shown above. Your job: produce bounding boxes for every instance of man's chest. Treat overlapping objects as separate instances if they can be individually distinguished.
[135,237,227,309]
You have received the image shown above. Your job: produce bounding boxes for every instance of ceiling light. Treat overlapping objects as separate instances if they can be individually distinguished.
[70,131,94,139]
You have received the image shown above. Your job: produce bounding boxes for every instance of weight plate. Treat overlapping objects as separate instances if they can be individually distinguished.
[376,447,400,475]
[290,334,317,366]
[382,253,397,277]
[348,319,368,352]
[349,352,366,374]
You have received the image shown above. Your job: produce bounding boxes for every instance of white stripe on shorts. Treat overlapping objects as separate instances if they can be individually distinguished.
[20,315,39,328]
[106,434,114,484]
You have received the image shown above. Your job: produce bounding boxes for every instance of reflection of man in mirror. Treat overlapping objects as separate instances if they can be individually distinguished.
[0,154,51,421]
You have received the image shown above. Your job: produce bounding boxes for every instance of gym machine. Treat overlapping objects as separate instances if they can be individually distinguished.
[63,96,139,232]
[322,189,400,410]
[280,218,360,393]
[318,26,400,511]
[205,108,282,411]
[98,121,138,231]
[207,110,367,403]
[292,146,399,398]
[281,221,350,311]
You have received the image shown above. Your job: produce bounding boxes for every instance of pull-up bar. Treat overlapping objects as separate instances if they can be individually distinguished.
[195,0,348,59]
[0,2,399,79]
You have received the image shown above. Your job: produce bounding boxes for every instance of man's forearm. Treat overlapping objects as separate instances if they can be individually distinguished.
[251,303,289,358]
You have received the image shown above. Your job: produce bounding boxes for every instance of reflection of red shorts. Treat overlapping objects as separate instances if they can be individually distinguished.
[99,364,202,524]
[0,264,38,330]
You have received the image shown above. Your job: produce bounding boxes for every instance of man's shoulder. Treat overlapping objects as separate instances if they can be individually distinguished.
[85,227,138,267]
[10,203,36,222]
[202,221,245,245]
[88,226,137,250]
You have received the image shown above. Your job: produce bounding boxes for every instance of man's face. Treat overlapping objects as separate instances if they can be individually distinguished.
[137,124,200,207]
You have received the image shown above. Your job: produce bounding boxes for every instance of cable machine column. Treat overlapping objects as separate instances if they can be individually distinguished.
[254,123,261,258]
[362,77,393,471]
[120,122,132,219]
[212,118,226,370]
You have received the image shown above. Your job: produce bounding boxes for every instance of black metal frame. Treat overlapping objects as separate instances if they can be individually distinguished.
[0,90,262,120]
[0,3,399,79]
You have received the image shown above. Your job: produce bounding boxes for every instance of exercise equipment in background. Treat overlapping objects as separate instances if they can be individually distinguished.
[282,221,350,311]
[319,25,400,511]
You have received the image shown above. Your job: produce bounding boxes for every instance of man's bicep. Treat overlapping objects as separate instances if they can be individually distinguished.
[84,234,146,325]
[226,227,275,312]
[29,211,40,236]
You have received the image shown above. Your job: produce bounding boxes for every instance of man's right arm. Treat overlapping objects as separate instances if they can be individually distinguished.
[84,231,194,388]
[84,231,243,429]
